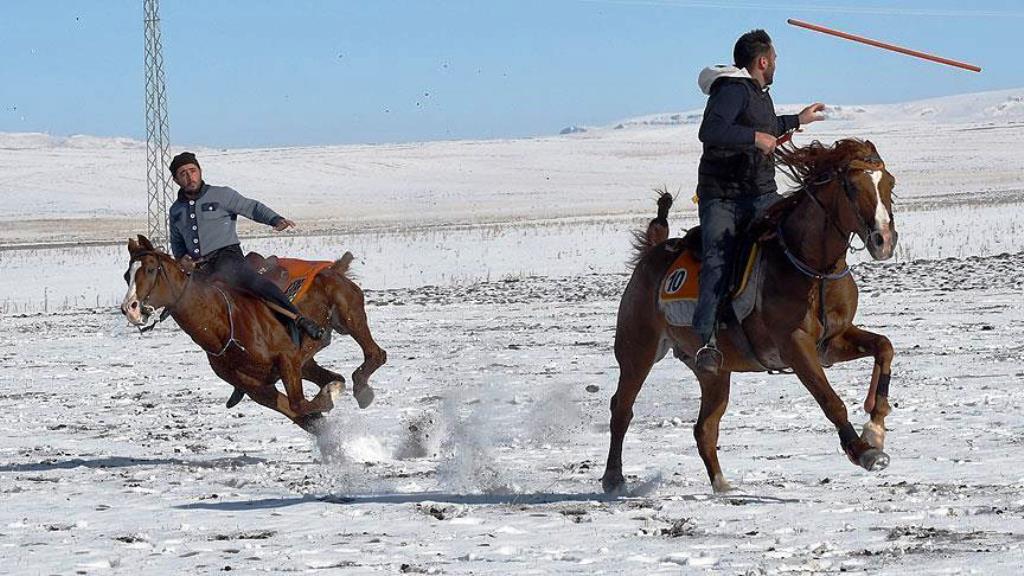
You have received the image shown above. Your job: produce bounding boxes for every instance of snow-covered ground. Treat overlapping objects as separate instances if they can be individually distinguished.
[1,89,1024,574]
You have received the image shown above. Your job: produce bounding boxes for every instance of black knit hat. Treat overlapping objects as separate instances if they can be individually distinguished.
[169,151,200,176]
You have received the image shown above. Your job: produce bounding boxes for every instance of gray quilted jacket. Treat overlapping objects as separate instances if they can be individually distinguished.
[168,183,282,259]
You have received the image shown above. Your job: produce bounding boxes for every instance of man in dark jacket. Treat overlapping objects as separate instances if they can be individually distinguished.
[167,151,324,342]
[693,29,825,373]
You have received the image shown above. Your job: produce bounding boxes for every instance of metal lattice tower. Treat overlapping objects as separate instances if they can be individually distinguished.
[144,0,172,248]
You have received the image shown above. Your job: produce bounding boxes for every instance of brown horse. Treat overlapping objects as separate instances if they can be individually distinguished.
[603,138,898,494]
[120,235,387,433]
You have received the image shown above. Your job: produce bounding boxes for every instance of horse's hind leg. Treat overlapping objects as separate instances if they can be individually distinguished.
[601,327,662,495]
[329,276,386,409]
[822,325,894,452]
[279,358,341,418]
[693,369,733,493]
[303,359,346,389]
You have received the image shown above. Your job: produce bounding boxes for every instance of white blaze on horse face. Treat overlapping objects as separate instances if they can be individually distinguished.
[870,171,891,231]
[121,261,144,324]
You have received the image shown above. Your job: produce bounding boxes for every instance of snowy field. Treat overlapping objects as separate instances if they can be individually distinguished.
[1,89,1024,574]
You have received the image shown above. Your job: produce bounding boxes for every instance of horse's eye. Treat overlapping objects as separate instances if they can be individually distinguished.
[146,267,157,275]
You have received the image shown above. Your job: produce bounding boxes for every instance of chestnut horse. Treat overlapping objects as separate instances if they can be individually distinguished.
[121,235,386,433]
[603,139,898,494]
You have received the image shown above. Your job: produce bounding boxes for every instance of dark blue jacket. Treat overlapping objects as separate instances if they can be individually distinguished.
[696,67,799,199]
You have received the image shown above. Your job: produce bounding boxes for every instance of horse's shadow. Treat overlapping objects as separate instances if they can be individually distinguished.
[177,491,619,511]
[0,454,268,473]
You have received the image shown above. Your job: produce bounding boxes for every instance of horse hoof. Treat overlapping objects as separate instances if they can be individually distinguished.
[601,472,626,495]
[297,413,326,434]
[711,475,734,494]
[327,380,344,403]
[319,381,343,412]
[859,448,890,471]
[861,421,886,450]
[354,384,375,409]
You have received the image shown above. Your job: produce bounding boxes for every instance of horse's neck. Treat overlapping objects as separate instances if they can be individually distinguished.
[780,190,850,273]
[168,277,232,353]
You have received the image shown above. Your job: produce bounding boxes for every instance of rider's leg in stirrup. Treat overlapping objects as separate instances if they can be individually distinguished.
[238,265,324,340]
[693,197,737,374]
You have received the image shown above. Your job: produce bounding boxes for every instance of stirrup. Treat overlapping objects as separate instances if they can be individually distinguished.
[694,343,724,374]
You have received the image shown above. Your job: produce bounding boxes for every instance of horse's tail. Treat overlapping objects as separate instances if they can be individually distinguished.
[332,252,355,275]
[629,188,673,266]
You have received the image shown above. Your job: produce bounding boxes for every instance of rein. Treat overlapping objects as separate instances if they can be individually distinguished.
[207,285,246,357]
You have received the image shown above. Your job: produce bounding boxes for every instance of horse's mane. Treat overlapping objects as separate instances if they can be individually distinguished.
[774,138,869,189]
[747,138,873,236]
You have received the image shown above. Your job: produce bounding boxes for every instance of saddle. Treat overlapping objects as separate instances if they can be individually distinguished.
[658,227,763,327]
[244,252,333,304]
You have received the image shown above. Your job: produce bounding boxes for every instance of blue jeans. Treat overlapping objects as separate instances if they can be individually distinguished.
[693,192,781,344]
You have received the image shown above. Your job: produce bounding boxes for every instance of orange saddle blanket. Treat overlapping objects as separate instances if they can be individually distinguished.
[658,244,762,327]
[659,244,759,303]
[245,253,332,304]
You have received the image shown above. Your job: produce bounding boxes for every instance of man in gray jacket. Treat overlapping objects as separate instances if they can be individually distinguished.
[168,151,323,341]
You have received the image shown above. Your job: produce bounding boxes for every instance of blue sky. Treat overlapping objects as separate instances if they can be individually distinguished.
[1,1,1019,147]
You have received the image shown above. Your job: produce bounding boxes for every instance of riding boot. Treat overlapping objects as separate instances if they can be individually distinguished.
[296,316,325,339]
[225,387,246,408]
[694,334,723,374]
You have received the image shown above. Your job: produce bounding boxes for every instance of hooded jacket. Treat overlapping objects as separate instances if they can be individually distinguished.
[696,65,800,199]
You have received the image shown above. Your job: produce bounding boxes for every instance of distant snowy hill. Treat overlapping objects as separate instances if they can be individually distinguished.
[1,87,1022,245]
[0,132,144,150]
[591,88,1024,132]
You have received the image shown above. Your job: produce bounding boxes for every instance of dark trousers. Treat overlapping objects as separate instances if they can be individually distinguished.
[198,245,300,316]
[693,192,780,343]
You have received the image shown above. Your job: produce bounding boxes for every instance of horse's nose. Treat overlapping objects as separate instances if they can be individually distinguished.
[869,231,884,248]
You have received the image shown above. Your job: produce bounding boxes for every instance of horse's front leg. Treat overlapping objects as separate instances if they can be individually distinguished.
[780,330,889,472]
[822,325,894,451]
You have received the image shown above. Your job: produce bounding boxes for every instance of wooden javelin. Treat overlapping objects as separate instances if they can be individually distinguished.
[787,18,981,73]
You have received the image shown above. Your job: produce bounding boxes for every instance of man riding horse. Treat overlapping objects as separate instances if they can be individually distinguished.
[693,29,826,373]
[168,152,326,407]
[168,151,324,342]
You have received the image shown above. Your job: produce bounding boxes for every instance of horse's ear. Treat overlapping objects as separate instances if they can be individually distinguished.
[138,235,156,252]
[128,237,140,256]
[866,139,877,152]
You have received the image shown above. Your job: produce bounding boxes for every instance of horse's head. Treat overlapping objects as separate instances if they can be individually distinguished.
[834,140,898,260]
[777,139,898,260]
[121,235,186,326]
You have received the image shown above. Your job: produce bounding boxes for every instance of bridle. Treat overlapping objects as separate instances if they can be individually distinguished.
[127,250,192,333]
[130,251,191,310]
[126,251,244,356]
[777,156,888,280]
